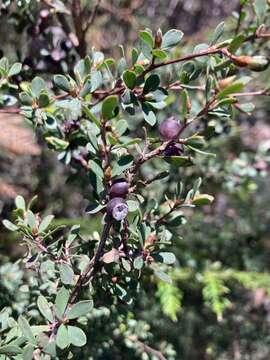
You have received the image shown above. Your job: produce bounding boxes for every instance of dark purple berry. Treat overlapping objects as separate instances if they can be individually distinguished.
[159,117,181,141]
[106,198,129,221]
[164,143,183,156]
[109,180,129,198]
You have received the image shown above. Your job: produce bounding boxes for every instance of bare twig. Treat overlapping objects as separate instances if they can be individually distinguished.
[127,335,167,360]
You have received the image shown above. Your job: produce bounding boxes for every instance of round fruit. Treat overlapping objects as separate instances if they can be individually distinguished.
[158,117,181,141]
[109,180,129,198]
[106,197,129,221]
[164,143,183,156]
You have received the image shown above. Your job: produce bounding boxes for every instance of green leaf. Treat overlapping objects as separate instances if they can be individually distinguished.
[85,202,104,214]
[217,82,244,99]
[192,194,214,205]
[0,345,22,355]
[56,324,70,349]
[161,29,184,49]
[163,156,193,167]
[59,263,74,285]
[254,0,267,20]
[102,95,119,120]
[122,70,137,89]
[2,219,19,231]
[31,77,46,97]
[152,49,167,60]
[38,93,50,108]
[91,71,102,92]
[139,30,154,49]
[181,89,189,118]
[142,103,156,126]
[27,210,36,230]
[114,119,128,136]
[53,75,71,92]
[67,300,93,320]
[111,155,134,176]
[37,295,54,323]
[153,252,176,265]
[143,74,160,94]
[22,344,34,360]
[8,62,22,77]
[67,326,87,347]
[39,215,54,233]
[55,287,70,319]
[45,136,69,150]
[210,21,225,45]
[18,316,36,345]
[228,34,245,54]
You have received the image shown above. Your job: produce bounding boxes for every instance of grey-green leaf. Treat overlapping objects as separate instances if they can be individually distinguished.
[56,324,70,349]
[37,295,54,323]
[66,300,93,320]
[55,287,70,319]
[161,29,184,49]
[18,316,36,345]
[67,326,87,347]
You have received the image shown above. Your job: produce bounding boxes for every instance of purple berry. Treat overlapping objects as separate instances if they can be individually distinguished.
[106,198,129,221]
[109,180,129,198]
[159,117,181,141]
[164,143,183,156]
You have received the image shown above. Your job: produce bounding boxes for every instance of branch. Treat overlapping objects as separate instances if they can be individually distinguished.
[83,0,101,33]
[127,335,167,360]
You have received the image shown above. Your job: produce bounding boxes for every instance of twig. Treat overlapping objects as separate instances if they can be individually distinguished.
[127,335,167,360]
[83,0,101,33]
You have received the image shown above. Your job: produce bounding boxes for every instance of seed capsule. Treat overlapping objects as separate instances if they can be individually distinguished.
[232,55,270,72]
[159,117,181,141]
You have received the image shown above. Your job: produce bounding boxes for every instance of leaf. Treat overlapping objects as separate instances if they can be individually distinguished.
[37,295,54,323]
[152,49,167,60]
[2,219,18,231]
[192,194,214,205]
[0,345,22,355]
[114,119,128,136]
[18,316,36,345]
[143,74,160,94]
[161,29,184,49]
[27,210,36,230]
[59,263,74,285]
[237,102,255,113]
[85,203,104,214]
[8,62,22,77]
[126,200,139,212]
[254,0,267,20]
[111,155,134,176]
[153,252,176,265]
[228,34,245,54]
[142,103,156,126]
[102,95,119,120]
[154,269,172,284]
[163,156,193,167]
[45,137,69,150]
[139,30,154,49]
[102,248,120,264]
[91,71,102,92]
[122,70,137,89]
[22,344,34,360]
[31,77,46,97]
[66,300,93,320]
[53,75,71,92]
[217,82,244,99]
[210,21,225,45]
[55,287,70,319]
[39,215,54,233]
[56,324,70,349]
[133,256,144,270]
[67,326,87,347]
